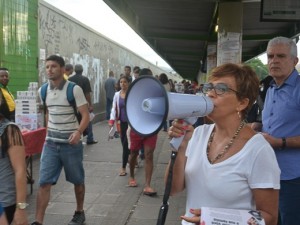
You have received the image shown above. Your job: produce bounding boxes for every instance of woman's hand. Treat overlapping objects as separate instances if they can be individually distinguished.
[168,119,194,144]
[108,120,114,129]
[165,119,194,195]
[247,217,259,225]
[181,208,203,225]
[250,122,262,132]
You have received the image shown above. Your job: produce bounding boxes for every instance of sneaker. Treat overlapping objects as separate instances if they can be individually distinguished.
[114,132,120,138]
[31,222,42,225]
[86,140,98,145]
[68,211,85,225]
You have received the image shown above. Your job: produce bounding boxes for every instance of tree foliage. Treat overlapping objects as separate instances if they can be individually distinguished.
[245,58,269,81]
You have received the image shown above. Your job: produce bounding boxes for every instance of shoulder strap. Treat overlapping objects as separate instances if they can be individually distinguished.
[40,82,81,126]
[66,81,82,124]
[40,83,49,127]
[40,82,76,105]
[66,81,76,106]
[40,83,49,104]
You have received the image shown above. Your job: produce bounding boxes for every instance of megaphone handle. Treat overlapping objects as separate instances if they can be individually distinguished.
[169,136,184,151]
[169,117,197,151]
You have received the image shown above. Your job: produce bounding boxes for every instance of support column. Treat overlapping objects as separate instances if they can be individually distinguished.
[206,43,217,74]
[217,1,243,66]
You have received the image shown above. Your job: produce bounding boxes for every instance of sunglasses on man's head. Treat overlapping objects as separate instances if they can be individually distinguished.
[202,83,238,95]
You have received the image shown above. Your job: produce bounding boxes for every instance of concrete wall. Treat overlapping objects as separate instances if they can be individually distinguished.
[38,0,169,121]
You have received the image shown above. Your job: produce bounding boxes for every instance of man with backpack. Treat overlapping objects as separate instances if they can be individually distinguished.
[31,55,89,225]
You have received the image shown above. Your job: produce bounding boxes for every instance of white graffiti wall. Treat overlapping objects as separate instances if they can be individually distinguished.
[38,0,167,120]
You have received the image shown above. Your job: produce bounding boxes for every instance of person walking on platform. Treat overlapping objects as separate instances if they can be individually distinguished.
[128,68,158,196]
[158,73,171,131]
[104,71,117,120]
[69,64,98,145]
[124,66,133,82]
[126,66,145,160]
[30,55,89,225]
[108,75,131,176]
[0,68,15,121]
[64,64,74,80]
[132,66,140,80]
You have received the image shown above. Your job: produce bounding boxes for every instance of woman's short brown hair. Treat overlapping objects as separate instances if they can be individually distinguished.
[209,63,259,118]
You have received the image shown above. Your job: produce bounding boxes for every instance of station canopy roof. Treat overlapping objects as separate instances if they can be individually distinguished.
[103,0,300,80]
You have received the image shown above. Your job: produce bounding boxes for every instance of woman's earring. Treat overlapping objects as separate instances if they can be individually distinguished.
[237,111,241,119]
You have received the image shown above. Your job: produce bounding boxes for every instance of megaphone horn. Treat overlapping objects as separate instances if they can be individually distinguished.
[125,76,214,146]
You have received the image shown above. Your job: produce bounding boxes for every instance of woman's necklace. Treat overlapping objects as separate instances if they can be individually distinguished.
[207,120,246,164]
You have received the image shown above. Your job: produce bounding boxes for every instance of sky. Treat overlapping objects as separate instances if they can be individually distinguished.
[44,0,173,71]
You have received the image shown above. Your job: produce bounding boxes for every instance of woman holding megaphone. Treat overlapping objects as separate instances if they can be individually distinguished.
[167,63,280,225]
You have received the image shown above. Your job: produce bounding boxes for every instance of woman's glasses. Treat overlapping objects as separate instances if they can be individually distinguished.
[202,83,238,95]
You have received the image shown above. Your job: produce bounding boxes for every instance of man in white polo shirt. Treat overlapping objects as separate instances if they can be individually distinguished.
[31,55,89,225]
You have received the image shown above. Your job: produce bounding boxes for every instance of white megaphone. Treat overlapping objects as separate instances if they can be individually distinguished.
[125,75,214,150]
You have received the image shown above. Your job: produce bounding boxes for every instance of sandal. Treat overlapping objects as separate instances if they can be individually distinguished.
[119,170,127,176]
[143,187,157,196]
[128,179,138,187]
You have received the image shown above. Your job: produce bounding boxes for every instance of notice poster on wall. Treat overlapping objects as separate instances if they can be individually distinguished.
[201,207,265,225]
[39,49,46,60]
[217,32,241,66]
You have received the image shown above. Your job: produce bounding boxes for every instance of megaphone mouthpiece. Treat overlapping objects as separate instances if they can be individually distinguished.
[142,97,165,115]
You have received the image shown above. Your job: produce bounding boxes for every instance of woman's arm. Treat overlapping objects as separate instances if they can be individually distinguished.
[6,125,28,225]
[108,92,119,125]
[252,188,279,225]
[262,133,300,149]
[165,120,194,195]
[0,214,8,225]
[0,204,8,225]
[8,145,28,225]
[165,144,187,195]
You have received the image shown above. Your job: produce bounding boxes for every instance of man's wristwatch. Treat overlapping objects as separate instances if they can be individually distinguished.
[281,137,286,150]
[16,202,29,209]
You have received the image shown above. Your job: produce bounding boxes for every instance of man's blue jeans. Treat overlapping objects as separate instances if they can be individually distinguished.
[106,98,113,120]
[278,177,300,225]
[86,122,94,142]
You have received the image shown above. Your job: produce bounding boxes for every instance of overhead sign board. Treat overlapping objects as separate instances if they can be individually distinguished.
[261,0,300,21]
